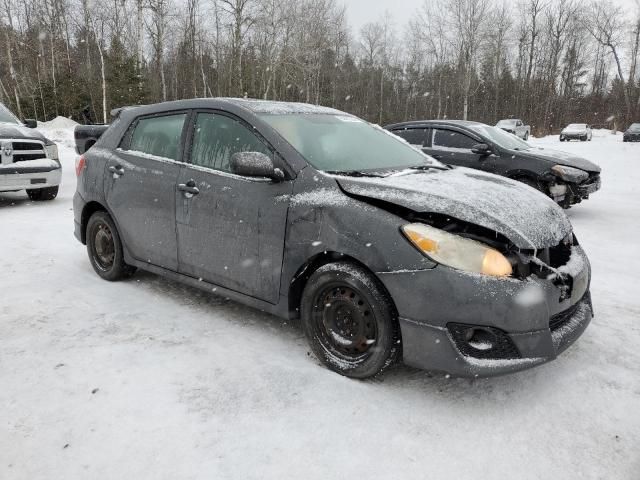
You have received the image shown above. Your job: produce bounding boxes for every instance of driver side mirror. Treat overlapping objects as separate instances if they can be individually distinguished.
[230,151,285,181]
[23,119,37,129]
[472,143,492,156]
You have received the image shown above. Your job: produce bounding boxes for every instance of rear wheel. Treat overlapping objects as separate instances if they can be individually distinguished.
[86,211,136,281]
[300,262,400,379]
[523,132,529,141]
[27,186,58,201]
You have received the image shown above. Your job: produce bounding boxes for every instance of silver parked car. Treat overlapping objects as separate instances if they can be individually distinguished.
[496,119,530,140]
[560,124,592,142]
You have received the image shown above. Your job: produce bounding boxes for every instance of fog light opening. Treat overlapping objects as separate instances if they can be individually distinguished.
[464,328,497,351]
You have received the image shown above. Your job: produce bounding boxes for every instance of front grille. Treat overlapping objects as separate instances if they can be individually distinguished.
[14,153,45,162]
[448,323,521,360]
[0,139,46,165]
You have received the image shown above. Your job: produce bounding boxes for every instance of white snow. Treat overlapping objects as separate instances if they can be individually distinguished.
[0,127,639,479]
[37,116,78,149]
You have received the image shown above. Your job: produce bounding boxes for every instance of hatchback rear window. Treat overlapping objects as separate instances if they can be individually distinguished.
[128,114,187,161]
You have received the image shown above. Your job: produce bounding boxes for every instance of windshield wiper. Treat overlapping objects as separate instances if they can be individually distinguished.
[325,170,389,178]
[408,164,450,171]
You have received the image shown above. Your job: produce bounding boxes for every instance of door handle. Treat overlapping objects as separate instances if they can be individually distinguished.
[178,180,200,197]
[108,165,124,177]
[432,154,443,160]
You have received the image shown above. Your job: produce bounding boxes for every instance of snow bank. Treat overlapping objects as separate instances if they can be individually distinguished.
[36,116,78,149]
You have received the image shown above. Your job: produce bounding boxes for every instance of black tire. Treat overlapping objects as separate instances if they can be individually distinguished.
[86,211,136,281]
[560,137,565,142]
[300,262,401,379]
[523,132,529,141]
[27,186,58,201]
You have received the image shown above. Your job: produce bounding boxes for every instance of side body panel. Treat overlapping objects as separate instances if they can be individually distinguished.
[104,149,181,270]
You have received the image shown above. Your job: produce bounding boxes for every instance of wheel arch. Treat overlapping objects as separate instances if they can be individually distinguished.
[80,201,109,244]
[287,252,399,323]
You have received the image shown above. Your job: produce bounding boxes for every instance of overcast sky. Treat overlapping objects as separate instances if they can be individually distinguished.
[342,0,639,35]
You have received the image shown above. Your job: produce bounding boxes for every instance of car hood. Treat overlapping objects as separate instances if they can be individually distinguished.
[518,147,601,173]
[334,167,572,249]
[0,122,48,142]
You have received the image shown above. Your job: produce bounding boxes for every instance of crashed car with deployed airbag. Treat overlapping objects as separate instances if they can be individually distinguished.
[73,98,592,379]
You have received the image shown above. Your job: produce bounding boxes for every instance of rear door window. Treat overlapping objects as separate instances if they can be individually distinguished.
[190,113,273,172]
[432,129,477,151]
[393,128,428,147]
[127,114,187,161]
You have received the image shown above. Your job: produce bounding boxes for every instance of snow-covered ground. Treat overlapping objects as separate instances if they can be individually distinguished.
[1,125,639,479]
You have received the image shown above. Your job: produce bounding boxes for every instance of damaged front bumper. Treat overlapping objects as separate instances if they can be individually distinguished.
[550,176,601,206]
[378,245,592,377]
[0,159,61,192]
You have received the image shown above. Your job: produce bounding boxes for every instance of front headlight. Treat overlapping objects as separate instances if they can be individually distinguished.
[551,165,588,183]
[402,223,513,277]
[44,143,59,161]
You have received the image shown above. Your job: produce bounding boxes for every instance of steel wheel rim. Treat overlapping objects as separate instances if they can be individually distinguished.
[311,283,378,360]
[93,223,115,271]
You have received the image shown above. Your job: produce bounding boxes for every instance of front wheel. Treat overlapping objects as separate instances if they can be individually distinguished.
[300,262,401,379]
[523,132,529,141]
[86,211,136,281]
[27,186,58,201]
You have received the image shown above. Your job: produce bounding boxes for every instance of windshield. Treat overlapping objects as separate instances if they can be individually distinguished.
[566,124,587,129]
[469,124,531,150]
[496,120,516,127]
[629,123,640,131]
[260,114,442,172]
[0,103,20,125]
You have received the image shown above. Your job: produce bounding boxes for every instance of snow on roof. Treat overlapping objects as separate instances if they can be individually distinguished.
[226,98,347,116]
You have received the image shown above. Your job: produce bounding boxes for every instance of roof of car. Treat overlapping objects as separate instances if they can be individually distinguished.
[385,119,487,129]
[115,97,348,119]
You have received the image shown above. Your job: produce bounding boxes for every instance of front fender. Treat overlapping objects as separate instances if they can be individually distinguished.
[280,168,435,291]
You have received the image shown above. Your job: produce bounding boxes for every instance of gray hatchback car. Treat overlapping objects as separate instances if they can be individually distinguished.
[73,98,593,379]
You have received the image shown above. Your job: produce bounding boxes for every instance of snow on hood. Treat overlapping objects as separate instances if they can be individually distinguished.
[335,167,572,249]
[0,122,48,142]
[521,147,601,173]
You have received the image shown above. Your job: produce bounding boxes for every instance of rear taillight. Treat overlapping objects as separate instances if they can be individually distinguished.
[75,155,86,177]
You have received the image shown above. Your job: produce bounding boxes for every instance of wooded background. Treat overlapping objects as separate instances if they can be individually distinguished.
[1,0,639,134]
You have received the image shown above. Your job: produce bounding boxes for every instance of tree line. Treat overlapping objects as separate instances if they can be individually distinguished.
[1,0,639,134]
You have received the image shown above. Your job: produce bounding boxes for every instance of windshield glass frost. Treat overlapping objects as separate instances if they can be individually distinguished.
[470,124,531,150]
[260,114,441,172]
[0,103,20,125]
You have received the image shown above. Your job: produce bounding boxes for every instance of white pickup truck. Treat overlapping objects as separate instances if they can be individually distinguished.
[0,103,61,200]
[496,118,531,140]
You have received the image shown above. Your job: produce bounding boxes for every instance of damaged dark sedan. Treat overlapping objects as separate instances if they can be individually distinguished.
[73,98,593,379]
[386,120,601,208]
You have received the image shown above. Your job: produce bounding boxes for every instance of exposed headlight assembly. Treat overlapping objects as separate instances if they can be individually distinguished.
[551,165,588,183]
[44,143,59,161]
[402,223,513,277]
